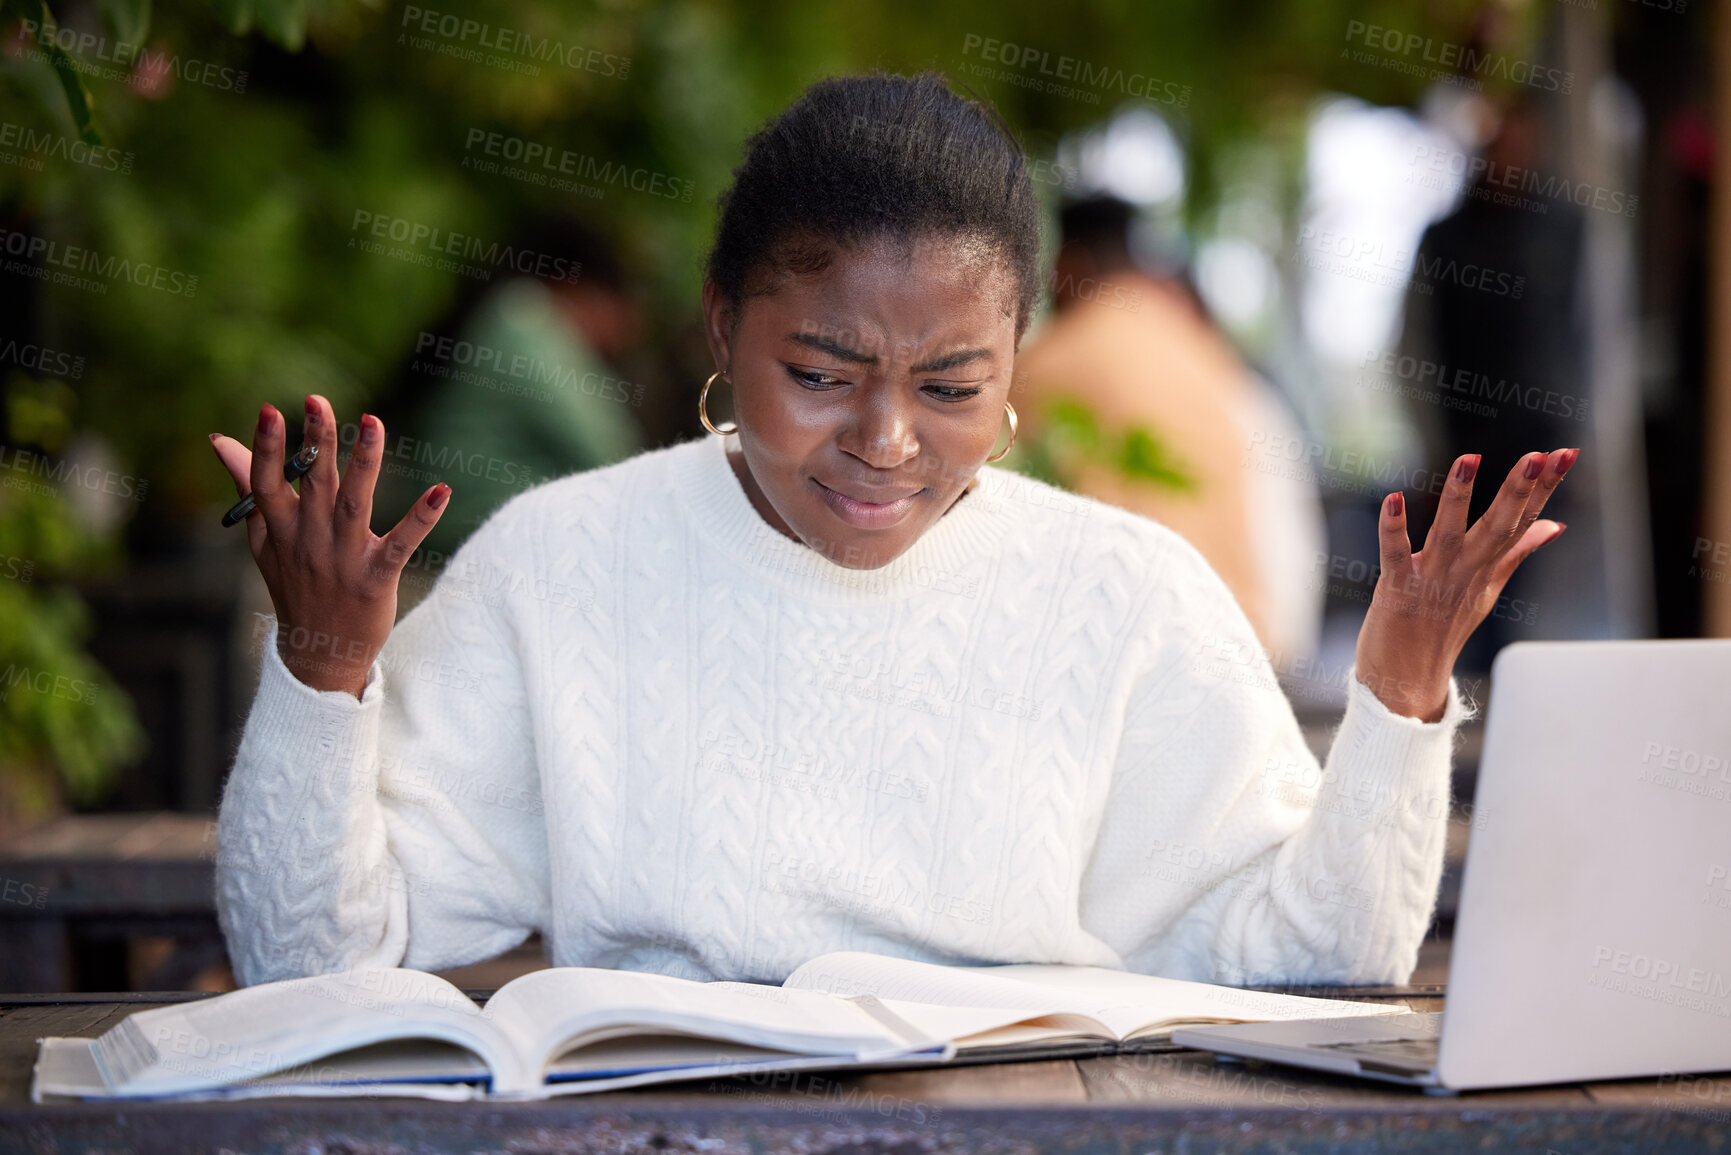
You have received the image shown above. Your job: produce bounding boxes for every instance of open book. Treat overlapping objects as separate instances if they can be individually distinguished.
[32,951,1406,1102]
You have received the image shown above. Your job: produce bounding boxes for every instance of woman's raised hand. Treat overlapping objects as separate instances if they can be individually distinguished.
[1354,447,1577,722]
[209,394,450,698]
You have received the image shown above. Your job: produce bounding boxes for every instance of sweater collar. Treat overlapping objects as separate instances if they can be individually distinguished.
[674,431,1017,603]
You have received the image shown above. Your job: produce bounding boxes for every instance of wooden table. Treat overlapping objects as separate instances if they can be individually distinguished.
[3,986,1727,1153]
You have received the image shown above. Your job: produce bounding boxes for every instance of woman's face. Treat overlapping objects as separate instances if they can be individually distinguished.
[701,232,1020,570]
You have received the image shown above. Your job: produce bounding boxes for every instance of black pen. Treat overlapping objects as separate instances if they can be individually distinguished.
[222,444,319,527]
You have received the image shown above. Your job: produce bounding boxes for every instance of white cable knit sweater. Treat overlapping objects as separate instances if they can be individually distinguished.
[215,431,1468,989]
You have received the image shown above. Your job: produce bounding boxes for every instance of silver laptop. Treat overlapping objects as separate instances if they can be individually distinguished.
[1172,639,1731,1091]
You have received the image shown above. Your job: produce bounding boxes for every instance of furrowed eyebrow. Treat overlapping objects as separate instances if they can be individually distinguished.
[787,333,878,365]
[784,333,993,374]
[910,348,992,373]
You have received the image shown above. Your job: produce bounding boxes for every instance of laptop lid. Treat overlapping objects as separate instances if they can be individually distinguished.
[1438,639,1731,1090]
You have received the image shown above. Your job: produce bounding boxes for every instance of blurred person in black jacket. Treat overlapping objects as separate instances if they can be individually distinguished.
[1397,98,1590,671]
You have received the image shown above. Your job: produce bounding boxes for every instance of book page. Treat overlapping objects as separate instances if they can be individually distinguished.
[245,1038,493,1084]
[784,953,1120,1036]
[30,1032,488,1108]
[871,999,1115,1046]
[980,963,1403,1035]
[546,1034,802,1080]
[89,968,526,1097]
[481,968,910,1078]
[785,952,1403,1041]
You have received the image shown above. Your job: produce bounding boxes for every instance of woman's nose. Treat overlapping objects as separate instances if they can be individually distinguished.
[842,392,919,471]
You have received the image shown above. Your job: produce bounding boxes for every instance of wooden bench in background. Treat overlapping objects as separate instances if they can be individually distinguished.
[0,813,223,993]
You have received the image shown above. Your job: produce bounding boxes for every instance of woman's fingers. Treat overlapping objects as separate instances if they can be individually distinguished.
[1489,519,1567,588]
[1510,448,1574,532]
[1421,454,1479,564]
[373,484,451,580]
[247,403,297,534]
[209,431,252,494]
[1377,490,1415,585]
[334,413,384,546]
[1517,448,1576,534]
[296,393,341,516]
[1463,449,1574,569]
[209,433,270,556]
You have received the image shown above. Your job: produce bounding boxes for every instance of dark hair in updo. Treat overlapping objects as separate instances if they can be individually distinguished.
[705,70,1042,341]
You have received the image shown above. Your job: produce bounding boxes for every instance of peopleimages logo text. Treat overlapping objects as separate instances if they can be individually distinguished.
[1359,351,1589,422]
[462,130,692,201]
[0,228,199,297]
[1298,225,1525,299]
[1343,21,1572,93]
[0,121,133,174]
[1408,144,1637,218]
[9,18,249,92]
[959,35,1191,107]
[348,211,582,285]
[398,6,629,77]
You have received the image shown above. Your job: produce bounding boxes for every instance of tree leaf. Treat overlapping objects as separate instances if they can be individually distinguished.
[1119,426,1196,492]
[252,0,304,50]
[4,0,103,145]
[205,0,252,36]
[1045,395,1103,452]
[98,0,149,48]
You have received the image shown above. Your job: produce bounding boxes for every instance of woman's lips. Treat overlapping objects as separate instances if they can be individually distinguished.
[812,478,922,529]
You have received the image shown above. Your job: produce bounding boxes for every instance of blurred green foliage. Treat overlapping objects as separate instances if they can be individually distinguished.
[0,0,1539,510]
[0,366,144,821]
[0,0,1552,808]
[1015,395,1196,494]
[0,480,144,822]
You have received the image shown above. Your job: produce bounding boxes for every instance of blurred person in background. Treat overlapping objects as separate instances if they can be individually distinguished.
[1398,97,1590,671]
[1013,195,1326,659]
[374,216,649,565]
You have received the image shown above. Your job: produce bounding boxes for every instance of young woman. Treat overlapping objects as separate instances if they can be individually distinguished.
[209,72,1573,990]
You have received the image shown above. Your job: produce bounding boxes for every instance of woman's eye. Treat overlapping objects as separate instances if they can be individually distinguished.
[787,367,843,389]
[925,384,984,401]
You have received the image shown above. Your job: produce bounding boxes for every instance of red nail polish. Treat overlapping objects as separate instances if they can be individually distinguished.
[1455,455,1480,484]
[1558,448,1579,475]
[428,485,449,510]
[1524,454,1544,480]
[1388,492,1404,517]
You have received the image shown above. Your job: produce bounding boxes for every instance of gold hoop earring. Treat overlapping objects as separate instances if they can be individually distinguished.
[699,370,738,436]
[985,401,1018,464]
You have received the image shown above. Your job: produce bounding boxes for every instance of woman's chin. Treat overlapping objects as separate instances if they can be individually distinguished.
[791,518,915,571]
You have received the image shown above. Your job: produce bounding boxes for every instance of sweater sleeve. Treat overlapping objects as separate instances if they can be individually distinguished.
[1076,537,1473,987]
[213,510,551,986]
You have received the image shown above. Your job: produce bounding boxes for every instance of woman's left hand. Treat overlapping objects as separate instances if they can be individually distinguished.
[1355,447,1578,721]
